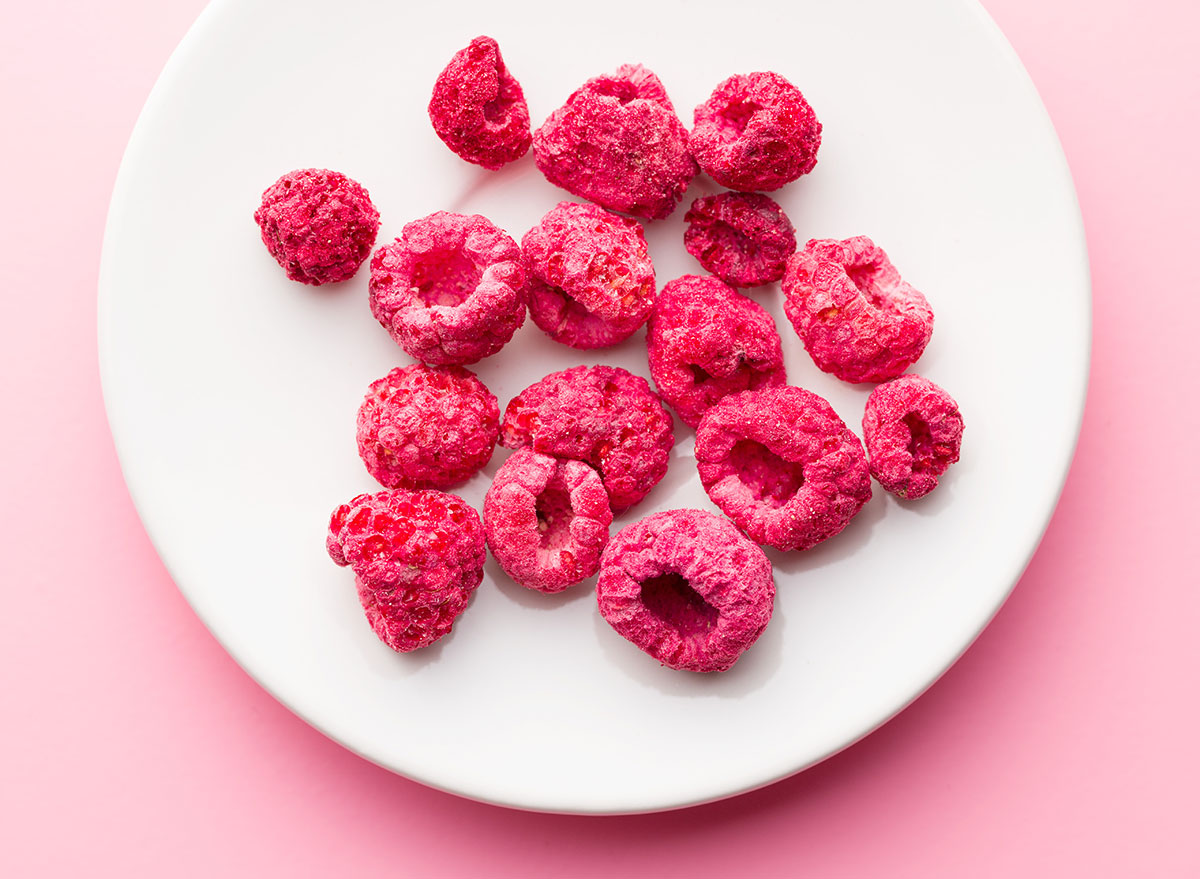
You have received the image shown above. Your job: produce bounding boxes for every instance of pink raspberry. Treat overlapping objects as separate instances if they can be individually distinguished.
[428,36,532,170]
[369,211,526,366]
[647,275,786,428]
[356,363,498,490]
[782,236,934,384]
[533,64,698,220]
[483,449,613,593]
[254,168,380,285]
[327,488,485,652]
[683,192,796,287]
[596,509,775,672]
[521,201,656,349]
[695,386,871,551]
[862,375,964,499]
[689,72,822,192]
[500,365,674,512]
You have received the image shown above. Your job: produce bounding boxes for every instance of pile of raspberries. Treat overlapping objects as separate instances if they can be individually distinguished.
[255,36,965,673]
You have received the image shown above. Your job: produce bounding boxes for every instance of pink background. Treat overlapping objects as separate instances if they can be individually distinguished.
[2,0,1197,874]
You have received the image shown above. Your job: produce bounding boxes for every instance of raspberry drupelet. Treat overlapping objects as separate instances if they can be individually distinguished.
[500,365,674,512]
[646,274,786,429]
[782,236,934,384]
[533,64,698,220]
[689,72,822,193]
[369,211,526,366]
[521,201,656,349]
[327,489,486,652]
[428,36,532,170]
[356,363,499,490]
[695,386,872,551]
[862,374,964,499]
[683,192,796,287]
[254,168,380,285]
[483,449,613,593]
[596,509,775,672]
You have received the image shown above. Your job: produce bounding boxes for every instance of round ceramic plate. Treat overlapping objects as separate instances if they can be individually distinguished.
[99,0,1089,813]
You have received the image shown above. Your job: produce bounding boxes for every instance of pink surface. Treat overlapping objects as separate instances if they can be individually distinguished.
[1,0,1196,874]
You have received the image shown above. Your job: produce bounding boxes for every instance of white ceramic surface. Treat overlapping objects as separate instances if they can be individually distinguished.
[99,0,1090,813]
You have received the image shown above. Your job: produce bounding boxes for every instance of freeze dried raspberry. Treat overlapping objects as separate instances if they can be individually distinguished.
[254,168,380,285]
[357,363,498,490]
[596,509,774,672]
[683,192,796,287]
[696,386,871,551]
[326,488,485,652]
[533,64,698,220]
[782,236,934,383]
[500,365,674,512]
[689,72,822,192]
[428,36,532,170]
[483,449,613,593]
[862,375,964,499]
[369,212,526,365]
[647,275,786,428]
[521,201,656,349]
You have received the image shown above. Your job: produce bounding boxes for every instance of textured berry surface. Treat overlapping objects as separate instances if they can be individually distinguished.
[428,36,531,170]
[596,509,774,672]
[782,236,934,384]
[533,64,698,220]
[327,489,485,652]
[683,192,796,286]
[689,72,822,192]
[696,386,871,551]
[254,168,380,285]
[521,201,656,349]
[647,275,786,428]
[863,374,964,499]
[500,365,674,512]
[369,211,526,365]
[357,364,498,490]
[484,449,613,593]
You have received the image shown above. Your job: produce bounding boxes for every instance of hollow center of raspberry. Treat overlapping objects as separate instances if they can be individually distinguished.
[411,249,482,307]
[688,363,714,387]
[535,478,575,551]
[640,572,719,636]
[846,263,891,311]
[716,99,763,138]
[903,412,938,473]
[728,439,805,508]
[591,79,638,104]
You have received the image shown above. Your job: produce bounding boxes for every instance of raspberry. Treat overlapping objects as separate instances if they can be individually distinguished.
[428,36,532,170]
[521,201,656,349]
[782,236,934,383]
[647,275,786,428]
[500,365,674,512]
[254,168,380,285]
[683,192,796,287]
[483,449,613,593]
[689,72,822,192]
[596,509,774,672]
[862,375,964,499]
[695,386,871,551]
[369,212,526,365]
[357,363,499,490]
[533,64,698,220]
[326,488,485,652]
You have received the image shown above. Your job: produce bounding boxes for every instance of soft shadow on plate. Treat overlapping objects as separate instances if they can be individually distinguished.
[592,599,784,698]
[765,489,887,577]
[489,555,596,610]
[447,153,543,214]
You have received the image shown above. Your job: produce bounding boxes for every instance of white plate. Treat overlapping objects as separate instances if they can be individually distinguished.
[99,0,1089,813]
